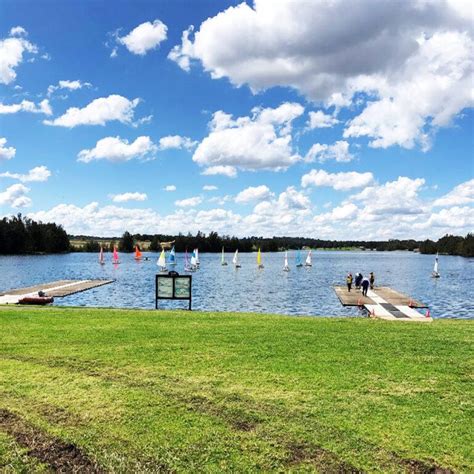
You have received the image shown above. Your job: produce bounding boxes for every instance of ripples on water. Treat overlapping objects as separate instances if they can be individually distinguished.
[0,251,472,319]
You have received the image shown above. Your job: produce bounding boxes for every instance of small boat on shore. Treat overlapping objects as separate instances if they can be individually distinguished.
[19,295,54,305]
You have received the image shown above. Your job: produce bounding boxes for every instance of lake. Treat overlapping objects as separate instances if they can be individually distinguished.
[0,251,472,318]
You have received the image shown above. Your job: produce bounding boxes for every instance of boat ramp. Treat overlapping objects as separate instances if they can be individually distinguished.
[0,279,114,305]
[334,286,432,322]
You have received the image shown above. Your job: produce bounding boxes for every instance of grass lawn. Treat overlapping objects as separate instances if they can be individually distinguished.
[0,306,472,472]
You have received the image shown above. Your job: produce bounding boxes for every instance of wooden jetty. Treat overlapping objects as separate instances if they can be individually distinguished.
[334,286,432,322]
[0,279,114,305]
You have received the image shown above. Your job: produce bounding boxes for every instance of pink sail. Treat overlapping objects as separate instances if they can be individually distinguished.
[113,246,119,263]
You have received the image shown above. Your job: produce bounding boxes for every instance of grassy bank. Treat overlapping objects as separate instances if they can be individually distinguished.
[0,307,472,472]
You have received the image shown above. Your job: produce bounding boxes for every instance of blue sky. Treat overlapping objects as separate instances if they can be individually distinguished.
[0,0,473,238]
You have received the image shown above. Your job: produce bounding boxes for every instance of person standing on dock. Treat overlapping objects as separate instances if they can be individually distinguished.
[346,273,353,292]
[370,272,375,289]
[361,276,370,296]
[355,273,363,289]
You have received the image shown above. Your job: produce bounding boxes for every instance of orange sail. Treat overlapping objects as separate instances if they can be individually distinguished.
[135,245,142,260]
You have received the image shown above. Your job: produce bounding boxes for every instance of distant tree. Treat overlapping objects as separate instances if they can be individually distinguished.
[119,231,134,252]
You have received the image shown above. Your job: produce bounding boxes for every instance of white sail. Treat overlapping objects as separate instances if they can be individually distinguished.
[305,250,312,266]
[283,251,290,271]
[157,249,166,268]
[195,248,200,265]
[232,249,239,265]
[434,254,439,274]
[190,252,197,266]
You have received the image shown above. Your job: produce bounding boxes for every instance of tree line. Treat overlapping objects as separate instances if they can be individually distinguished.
[0,214,70,254]
[72,230,474,257]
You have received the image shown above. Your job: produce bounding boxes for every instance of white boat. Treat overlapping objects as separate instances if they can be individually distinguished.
[283,251,290,272]
[157,249,167,272]
[184,249,195,272]
[190,249,198,271]
[304,250,312,267]
[233,249,241,268]
[221,247,228,266]
[432,252,440,278]
[195,248,200,267]
[99,246,105,265]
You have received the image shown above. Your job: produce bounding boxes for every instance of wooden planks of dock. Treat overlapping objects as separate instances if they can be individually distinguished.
[333,286,431,322]
[0,279,114,304]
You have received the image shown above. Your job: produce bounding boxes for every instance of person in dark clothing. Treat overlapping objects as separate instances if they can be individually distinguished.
[361,276,370,296]
[369,272,375,289]
[355,273,363,289]
[346,273,353,292]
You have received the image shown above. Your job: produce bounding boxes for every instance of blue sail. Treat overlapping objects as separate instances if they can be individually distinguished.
[296,249,302,266]
[168,246,176,265]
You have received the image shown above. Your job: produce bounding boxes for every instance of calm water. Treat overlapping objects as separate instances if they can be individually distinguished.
[0,251,472,319]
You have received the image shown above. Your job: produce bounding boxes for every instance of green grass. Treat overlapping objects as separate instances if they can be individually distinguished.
[0,306,472,472]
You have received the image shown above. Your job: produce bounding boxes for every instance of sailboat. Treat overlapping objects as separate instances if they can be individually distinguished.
[134,245,142,261]
[168,246,177,266]
[221,247,228,266]
[257,248,264,269]
[304,250,312,267]
[432,252,440,278]
[99,246,105,265]
[296,249,303,267]
[195,248,200,267]
[190,249,198,270]
[112,246,120,264]
[233,249,241,268]
[184,249,194,272]
[283,251,290,272]
[157,249,167,272]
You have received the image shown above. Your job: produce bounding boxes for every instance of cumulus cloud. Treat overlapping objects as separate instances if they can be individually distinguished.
[235,185,272,203]
[0,183,31,208]
[110,192,147,203]
[0,27,37,84]
[193,103,303,174]
[307,111,339,129]
[0,99,52,115]
[0,138,16,161]
[305,141,353,163]
[164,185,176,192]
[175,196,202,207]
[0,165,51,183]
[203,185,218,191]
[77,136,157,163]
[170,0,473,151]
[201,165,237,178]
[47,79,92,96]
[302,169,374,191]
[117,20,167,55]
[433,179,474,207]
[44,95,140,127]
[158,135,197,151]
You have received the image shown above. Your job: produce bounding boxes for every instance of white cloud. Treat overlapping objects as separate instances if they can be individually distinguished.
[170,0,473,150]
[175,196,202,208]
[77,136,157,163]
[44,95,140,127]
[0,165,51,183]
[433,179,474,207]
[277,186,311,210]
[305,140,353,163]
[420,206,474,229]
[0,27,37,84]
[307,111,339,129]
[235,185,272,203]
[0,183,31,208]
[193,103,303,173]
[47,79,92,96]
[0,138,16,161]
[164,185,176,192]
[201,165,237,178]
[0,99,52,115]
[158,135,197,151]
[118,20,168,55]
[313,203,359,224]
[302,169,374,191]
[110,192,147,203]
[203,185,218,191]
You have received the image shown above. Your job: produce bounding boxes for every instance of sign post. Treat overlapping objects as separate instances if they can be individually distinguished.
[155,274,192,310]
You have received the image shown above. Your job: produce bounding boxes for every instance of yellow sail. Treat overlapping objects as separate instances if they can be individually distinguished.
[257,248,261,265]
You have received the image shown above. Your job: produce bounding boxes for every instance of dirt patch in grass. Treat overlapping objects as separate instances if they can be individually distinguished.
[0,408,102,473]
[400,457,454,474]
